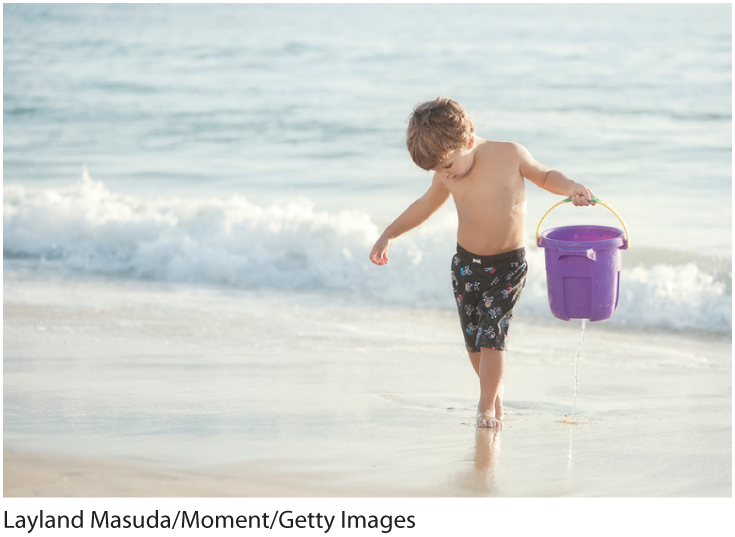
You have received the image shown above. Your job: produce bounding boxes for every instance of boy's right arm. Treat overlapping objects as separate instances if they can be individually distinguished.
[515,143,595,206]
[369,174,450,265]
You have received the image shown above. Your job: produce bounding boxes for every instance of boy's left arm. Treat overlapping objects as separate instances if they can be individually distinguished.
[514,143,595,206]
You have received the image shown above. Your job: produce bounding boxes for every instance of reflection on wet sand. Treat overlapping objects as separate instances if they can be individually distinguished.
[456,427,501,496]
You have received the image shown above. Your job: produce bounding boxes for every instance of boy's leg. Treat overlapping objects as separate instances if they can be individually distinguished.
[469,348,504,428]
[468,351,480,375]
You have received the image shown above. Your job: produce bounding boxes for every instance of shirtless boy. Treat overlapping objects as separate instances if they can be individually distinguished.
[369,98,594,428]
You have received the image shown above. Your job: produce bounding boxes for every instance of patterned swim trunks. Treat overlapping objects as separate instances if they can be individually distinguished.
[451,245,527,353]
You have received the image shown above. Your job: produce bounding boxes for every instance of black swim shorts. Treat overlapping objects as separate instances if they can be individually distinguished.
[451,245,527,353]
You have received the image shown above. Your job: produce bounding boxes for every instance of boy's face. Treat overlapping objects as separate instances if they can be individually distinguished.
[432,137,475,181]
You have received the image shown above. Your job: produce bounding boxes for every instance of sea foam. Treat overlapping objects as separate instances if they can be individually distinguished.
[4,177,731,335]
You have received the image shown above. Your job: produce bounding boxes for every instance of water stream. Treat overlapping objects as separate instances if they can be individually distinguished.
[563,319,586,425]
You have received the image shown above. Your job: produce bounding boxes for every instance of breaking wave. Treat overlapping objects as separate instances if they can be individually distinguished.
[4,176,731,335]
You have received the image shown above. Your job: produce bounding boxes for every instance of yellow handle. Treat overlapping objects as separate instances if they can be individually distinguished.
[535,197,630,249]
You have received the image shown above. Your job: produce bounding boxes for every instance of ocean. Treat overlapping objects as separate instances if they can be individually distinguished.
[4,3,731,336]
[3,4,732,501]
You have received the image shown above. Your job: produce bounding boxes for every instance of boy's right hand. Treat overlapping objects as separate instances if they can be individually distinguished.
[370,236,393,265]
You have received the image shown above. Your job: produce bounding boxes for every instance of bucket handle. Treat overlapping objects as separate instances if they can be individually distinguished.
[535,197,630,249]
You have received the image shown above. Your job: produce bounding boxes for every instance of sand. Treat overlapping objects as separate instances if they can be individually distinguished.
[3,273,732,500]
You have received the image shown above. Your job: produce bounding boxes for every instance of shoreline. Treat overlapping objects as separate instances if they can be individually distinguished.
[4,274,732,498]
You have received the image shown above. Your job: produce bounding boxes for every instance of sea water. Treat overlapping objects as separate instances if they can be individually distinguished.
[4,3,732,336]
[3,6,732,497]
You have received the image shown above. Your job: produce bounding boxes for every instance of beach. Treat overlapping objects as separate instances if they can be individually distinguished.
[3,2,731,522]
[4,272,730,498]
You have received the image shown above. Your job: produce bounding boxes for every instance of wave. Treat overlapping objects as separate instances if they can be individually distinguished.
[4,175,732,335]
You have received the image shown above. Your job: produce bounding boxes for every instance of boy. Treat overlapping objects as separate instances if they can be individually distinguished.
[369,98,594,428]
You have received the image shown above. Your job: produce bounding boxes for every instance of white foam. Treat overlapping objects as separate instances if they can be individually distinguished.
[615,263,732,333]
[4,177,731,334]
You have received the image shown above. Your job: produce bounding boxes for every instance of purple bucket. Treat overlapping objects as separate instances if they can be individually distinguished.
[536,199,629,322]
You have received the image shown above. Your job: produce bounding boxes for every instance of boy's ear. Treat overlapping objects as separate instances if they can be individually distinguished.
[468,135,475,149]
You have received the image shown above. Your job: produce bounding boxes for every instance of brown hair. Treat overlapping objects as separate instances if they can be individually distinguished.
[406,97,475,170]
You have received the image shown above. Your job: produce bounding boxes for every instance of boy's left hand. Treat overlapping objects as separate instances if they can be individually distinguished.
[569,182,596,206]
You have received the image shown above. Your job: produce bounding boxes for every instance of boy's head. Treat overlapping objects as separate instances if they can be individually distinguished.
[406,97,475,171]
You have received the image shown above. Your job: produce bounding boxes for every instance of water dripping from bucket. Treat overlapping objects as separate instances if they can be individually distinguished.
[563,319,586,425]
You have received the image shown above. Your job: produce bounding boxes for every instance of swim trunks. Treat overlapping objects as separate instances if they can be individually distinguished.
[451,245,527,353]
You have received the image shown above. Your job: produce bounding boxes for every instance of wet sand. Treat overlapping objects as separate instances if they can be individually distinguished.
[4,274,732,498]
[4,450,380,497]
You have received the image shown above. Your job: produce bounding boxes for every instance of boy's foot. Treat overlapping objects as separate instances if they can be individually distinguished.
[477,384,504,428]
[476,410,503,429]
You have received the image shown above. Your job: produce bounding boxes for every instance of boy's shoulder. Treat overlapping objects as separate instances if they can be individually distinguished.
[476,138,523,152]
[474,138,525,162]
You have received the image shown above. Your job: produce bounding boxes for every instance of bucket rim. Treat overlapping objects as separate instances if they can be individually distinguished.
[537,225,627,250]
[535,197,630,249]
